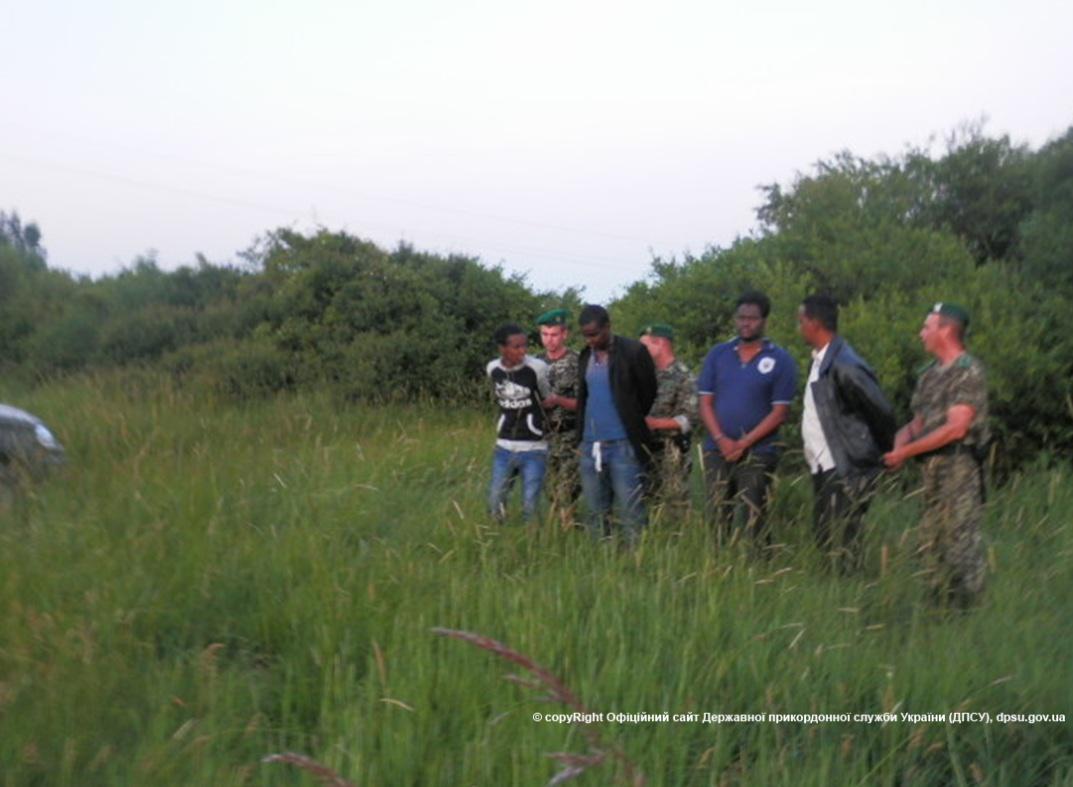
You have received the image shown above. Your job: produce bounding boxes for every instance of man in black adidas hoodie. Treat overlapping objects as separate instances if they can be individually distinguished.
[486,323,550,522]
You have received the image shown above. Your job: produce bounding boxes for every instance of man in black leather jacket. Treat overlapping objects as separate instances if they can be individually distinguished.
[798,294,896,569]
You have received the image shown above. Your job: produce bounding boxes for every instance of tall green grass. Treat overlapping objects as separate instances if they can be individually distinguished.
[1,373,1070,785]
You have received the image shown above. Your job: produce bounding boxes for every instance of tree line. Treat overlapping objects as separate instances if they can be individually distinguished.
[2,123,1071,464]
[612,124,1073,466]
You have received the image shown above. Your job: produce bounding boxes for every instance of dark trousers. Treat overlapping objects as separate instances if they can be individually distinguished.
[703,450,778,547]
[811,469,876,570]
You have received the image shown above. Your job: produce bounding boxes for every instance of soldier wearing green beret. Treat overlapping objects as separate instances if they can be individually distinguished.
[535,308,581,526]
[884,303,990,609]
[639,323,698,523]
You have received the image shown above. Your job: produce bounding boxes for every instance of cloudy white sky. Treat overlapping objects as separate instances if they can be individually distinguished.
[2,0,1071,301]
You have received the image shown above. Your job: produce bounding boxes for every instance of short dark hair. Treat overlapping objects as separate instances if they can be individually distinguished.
[937,315,966,342]
[736,290,771,318]
[579,304,610,327]
[493,323,526,346]
[801,294,839,332]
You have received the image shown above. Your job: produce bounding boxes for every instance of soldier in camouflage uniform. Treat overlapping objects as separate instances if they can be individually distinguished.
[884,303,989,608]
[536,309,581,526]
[639,324,698,523]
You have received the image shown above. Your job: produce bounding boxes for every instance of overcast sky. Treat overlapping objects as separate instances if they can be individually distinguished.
[3,0,1071,302]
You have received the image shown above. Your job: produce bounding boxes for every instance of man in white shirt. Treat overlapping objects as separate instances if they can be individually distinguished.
[798,295,896,570]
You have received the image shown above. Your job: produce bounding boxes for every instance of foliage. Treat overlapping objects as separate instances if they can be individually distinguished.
[908,124,1035,264]
[614,124,1073,464]
[0,227,558,402]
[3,121,1073,457]
[246,230,547,399]
[0,209,46,264]
[1018,127,1073,289]
[1,378,1071,785]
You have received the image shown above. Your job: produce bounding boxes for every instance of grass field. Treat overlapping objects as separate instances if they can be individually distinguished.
[1,374,1071,786]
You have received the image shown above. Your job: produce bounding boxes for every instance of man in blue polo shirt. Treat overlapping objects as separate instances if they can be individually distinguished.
[698,290,798,549]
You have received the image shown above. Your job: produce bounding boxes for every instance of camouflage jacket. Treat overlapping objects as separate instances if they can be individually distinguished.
[538,348,579,433]
[649,359,698,440]
[911,353,990,449]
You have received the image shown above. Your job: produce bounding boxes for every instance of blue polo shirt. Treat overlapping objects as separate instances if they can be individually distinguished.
[697,338,798,454]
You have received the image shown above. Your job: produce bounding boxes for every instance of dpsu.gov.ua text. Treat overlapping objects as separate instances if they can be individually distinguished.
[532,711,1067,725]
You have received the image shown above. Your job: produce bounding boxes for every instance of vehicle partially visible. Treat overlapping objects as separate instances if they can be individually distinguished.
[0,404,66,488]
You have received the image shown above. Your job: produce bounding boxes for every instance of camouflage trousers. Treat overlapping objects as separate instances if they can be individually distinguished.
[648,439,693,525]
[918,453,986,608]
[545,431,581,525]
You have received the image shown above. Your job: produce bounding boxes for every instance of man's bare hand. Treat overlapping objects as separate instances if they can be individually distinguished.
[721,437,745,463]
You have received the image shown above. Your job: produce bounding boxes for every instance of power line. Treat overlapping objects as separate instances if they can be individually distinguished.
[1,152,659,276]
[0,121,686,247]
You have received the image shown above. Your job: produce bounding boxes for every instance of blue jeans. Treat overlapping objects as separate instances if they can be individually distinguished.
[579,439,647,543]
[489,447,547,522]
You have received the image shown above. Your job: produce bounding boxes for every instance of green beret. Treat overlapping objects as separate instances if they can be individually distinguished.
[930,302,970,328]
[536,308,571,327]
[639,323,675,340]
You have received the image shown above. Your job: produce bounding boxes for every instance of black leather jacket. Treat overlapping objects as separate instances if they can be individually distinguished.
[809,336,896,479]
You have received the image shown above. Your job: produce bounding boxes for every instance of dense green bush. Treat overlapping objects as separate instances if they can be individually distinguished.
[241,230,548,400]
[0,224,561,401]
[3,121,1073,460]
[1018,128,1073,289]
[613,134,1073,466]
[178,337,297,399]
